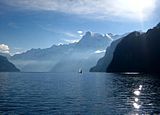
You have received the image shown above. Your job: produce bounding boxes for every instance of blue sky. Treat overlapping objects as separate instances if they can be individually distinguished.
[0,0,160,54]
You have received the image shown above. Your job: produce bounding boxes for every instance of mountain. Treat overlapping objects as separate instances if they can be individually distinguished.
[10,31,115,72]
[50,32,113,72]
[107,23,160,73]
[10,43,77,72]
[90,38,123,72]
[76,31,112,49]
[0,52,11,58]
[107,33,128,40]
[0,55,20,72]
[156,23,160,28]
[90,32,129,72]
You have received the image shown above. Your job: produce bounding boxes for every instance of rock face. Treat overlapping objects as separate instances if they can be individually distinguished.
[90,38,123,72]
[0,55,20,72]
[90,33,129,72]
[107,23,160,73]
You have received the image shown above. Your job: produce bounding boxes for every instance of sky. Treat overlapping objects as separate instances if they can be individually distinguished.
[0,0,160,55]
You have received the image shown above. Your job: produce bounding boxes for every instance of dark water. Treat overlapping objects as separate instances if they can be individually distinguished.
[0,73,160,115]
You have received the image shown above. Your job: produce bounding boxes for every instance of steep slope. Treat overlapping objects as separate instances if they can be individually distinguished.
[0,55,20,72]
[0,53,11,58]
[90,38,123,72]
[90,32,128,72]
[107,23,160,73]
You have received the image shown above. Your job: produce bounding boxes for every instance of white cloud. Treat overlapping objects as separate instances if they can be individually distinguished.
[63,32,81,43]
[80,34,83,37]
[0,44,10,54]
[3,0,157,21]
[77,31,83,34]
[65,32,78,38]
[94,50,106,54]
[77,31,84,37]
[64,39,80,43]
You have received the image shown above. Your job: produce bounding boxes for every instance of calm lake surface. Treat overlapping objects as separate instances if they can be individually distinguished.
[0,72,160,114]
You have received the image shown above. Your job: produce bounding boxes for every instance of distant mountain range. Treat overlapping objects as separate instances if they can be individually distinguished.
[0,55,20,72]
[91,23,160,73]
[7,31,124,72]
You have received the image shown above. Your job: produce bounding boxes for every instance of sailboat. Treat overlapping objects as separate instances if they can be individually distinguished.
[78,68,82,74]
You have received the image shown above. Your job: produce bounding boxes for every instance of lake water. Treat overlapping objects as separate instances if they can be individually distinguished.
[0,73,160,114]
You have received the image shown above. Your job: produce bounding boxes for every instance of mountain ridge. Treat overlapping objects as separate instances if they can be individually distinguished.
[0,55,20,72]
[106,23,160,73]
[10,31,120,72]
[90,23,160,73]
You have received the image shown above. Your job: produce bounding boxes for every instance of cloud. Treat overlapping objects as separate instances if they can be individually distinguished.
[77,31,83,34]
[64,39,80,44]
[0,44,10,54]
[94,50,106,54]
[77,31,84,37]
[3,0,157,21]
[64,31,85,38]
[38,24,81,38]
[63,31,83,43]
[65,32,78,38]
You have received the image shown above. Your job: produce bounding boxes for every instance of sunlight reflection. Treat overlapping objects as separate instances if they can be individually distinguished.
[139,85,142,90]
[134,90,140,96]
[133,102,141,109]
[135,97,139,102]
[131,84,143,112]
